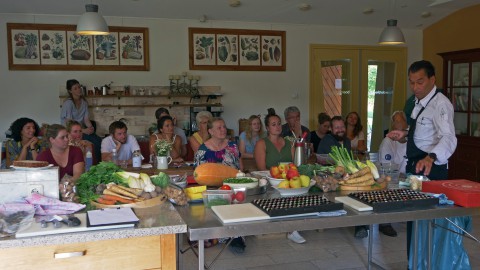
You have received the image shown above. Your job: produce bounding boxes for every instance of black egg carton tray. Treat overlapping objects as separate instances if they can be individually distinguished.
[348,189,439,213]
[251,194,344,217]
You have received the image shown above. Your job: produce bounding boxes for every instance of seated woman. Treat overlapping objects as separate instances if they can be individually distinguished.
[189,111,213,153]
[310,112,331,153]
[239,115,264,159]
[149,116,183,163]
[6,117,46,167]
[61,79,102,162]
[37,124,84,181]
[254,108,305,244]
[346,111,367,153]
[194,117,244,253]
[66,120,95,162]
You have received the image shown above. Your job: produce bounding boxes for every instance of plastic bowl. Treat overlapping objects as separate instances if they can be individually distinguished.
[266,175,285,186]
[272,180,316,196]
[202,190,233,208]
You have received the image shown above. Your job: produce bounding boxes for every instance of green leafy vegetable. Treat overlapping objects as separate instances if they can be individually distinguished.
[76,162,123,205]
[151,172,170,188]
[329,146,359,174]
[298,164,335,178]
[223,178,255,183]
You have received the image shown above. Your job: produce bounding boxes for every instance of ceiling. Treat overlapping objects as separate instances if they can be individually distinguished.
[1,0,479,29]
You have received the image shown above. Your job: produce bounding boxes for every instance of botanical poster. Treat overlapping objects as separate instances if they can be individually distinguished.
[239,35,260,66]
[119,32,144,66]
[11,29,40,65]
[39,30,67,65]
[94,32,119,66]
[261,35,282,66]
[67,31,93,65]
[193,33,216,66]
[216,34,238,66]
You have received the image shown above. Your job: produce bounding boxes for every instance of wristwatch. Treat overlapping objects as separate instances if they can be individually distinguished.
[428,153,437,162]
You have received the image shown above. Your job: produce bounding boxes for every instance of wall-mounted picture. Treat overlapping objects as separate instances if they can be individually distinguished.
[239,35,260,66]
[7,23,149,71]
[94,32,119,66]
[193,33,216,66]
[119,32,145,66]
[261,35,283,67]
[67,31,93,65]
[189,27,286,71]
[216,34,238,66]
[9,29,40,65]
[39,30,67,65]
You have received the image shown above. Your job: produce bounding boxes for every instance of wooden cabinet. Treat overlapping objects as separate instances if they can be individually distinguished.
[0,234,177,270]
[439,48,480,181]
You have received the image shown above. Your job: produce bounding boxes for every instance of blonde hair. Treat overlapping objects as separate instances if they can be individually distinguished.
[196,111,213,124]
[245,115,264,142]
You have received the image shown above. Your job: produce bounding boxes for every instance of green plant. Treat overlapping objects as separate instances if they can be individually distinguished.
[155,139,172,156]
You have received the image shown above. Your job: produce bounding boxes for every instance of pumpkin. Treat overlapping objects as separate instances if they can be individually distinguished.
[193,163,238,187]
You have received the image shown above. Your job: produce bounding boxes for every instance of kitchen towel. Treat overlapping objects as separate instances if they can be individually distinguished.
[25,193,85,215]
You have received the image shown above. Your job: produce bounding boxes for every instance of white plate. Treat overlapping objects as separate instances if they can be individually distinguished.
[250,170,270,178]
[10,164,53,171]
[272,180,315,196]
[223,177,259,189]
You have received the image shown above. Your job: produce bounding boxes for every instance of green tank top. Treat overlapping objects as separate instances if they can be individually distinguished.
[264,137,292,169]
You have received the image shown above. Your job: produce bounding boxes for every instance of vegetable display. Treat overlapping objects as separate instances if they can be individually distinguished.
[76,162,123,204]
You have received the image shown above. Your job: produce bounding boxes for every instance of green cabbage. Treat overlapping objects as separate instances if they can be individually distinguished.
[151,172,170,188]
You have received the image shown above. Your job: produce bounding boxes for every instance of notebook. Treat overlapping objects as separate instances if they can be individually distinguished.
[87,207,139,227]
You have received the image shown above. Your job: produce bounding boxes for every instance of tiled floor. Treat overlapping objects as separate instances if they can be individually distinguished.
[181,215,479,270]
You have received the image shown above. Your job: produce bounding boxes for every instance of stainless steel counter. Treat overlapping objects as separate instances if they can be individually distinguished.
[176,188,480,270]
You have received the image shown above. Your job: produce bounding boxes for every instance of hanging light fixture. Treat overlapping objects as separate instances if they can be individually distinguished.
[76,4,109,35]
[378,19,405,45]
[378,0,405,45]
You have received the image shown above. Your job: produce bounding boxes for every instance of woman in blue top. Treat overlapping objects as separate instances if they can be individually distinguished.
[194,118,242,170]
[239,115,264,159]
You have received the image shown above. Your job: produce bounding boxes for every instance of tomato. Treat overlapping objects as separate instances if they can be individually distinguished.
[219,185,231,190]
[234,191,245,202]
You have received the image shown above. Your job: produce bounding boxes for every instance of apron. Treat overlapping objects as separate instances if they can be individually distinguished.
[405,91,448,180]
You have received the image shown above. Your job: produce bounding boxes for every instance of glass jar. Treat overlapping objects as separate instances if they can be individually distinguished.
[132,150,142,169]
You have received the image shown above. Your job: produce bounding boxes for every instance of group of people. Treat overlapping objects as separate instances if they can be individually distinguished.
[4,60,458,259]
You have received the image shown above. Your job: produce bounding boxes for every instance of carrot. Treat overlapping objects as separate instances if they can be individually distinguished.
[103,189,145,202]
[96,198,116,205]
[102,194,134,204]
[106,185,138,199]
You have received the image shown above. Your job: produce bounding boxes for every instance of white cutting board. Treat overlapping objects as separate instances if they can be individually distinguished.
[211,203,270,223]
[335,196,373,212]
[16,213,134,238]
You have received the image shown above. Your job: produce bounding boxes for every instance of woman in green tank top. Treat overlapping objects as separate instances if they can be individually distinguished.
[254,109,293,170]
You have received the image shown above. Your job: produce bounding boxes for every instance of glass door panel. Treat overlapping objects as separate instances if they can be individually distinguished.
[453,63,469,86]
[454,112,468,135]
[472,113,480,137]
[473,62,480,86]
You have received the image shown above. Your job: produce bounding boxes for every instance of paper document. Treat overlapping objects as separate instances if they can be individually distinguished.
[87,207,139,227]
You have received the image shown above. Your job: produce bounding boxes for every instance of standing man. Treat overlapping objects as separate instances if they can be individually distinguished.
[155,108,187,158]
[101,121,140,163]
[388,60,456,179]
[281,106,311,142]
[388,60,457,262]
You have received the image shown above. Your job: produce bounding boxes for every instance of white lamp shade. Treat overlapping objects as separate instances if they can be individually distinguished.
[76,4,109,35]
[378,19,405,45]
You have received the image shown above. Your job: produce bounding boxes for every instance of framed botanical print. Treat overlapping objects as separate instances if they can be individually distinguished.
[189,27,286,71]
[7,23,149,71]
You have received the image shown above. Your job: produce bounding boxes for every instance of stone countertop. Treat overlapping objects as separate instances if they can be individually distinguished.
[0,202,187,249]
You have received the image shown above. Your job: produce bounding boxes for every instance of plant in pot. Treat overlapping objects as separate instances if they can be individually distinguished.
[154,139,173,169]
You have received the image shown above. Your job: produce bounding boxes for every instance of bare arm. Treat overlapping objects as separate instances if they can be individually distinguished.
[254,139,267,170]
[171,136,184,162]
[149,134,157,157]
[72,161,85,181]
[189,136,201,153]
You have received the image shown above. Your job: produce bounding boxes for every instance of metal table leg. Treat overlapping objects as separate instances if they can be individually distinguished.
[367,225,373,270]
[412,220,418,270]
[198,239,204,270]
[427,220,433,270]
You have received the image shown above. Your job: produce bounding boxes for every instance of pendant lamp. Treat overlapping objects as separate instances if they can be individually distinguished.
[76,4,109,35]
[378,19,405,45]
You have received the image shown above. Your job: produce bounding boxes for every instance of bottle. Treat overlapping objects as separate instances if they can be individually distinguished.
[294,141,306,167]
[111,148,118,165]
[85,147,93,171]
[132,150,142,169]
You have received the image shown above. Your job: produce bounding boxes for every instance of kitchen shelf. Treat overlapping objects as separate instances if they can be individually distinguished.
[88,103,222,108]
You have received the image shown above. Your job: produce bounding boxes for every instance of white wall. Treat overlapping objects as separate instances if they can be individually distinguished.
[0,14,423,140]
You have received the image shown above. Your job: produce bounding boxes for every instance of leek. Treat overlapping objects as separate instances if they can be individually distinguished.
[366,160,380,179]
[329,146,359,174]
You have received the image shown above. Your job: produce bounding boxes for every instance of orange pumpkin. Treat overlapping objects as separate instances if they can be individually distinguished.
[193,163,238,186]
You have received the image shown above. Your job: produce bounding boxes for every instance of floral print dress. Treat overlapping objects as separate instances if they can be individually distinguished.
[194,141,240,169]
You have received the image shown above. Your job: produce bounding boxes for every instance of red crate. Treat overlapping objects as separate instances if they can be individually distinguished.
[422,179,480,207]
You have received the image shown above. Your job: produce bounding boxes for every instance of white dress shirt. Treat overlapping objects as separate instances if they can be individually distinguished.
[410,86,457,165]
[378,137,407,174]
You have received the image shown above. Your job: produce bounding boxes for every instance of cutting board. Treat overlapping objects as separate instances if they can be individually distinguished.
[211,203,270,223]
[335,196,373,211]
[15,213,134,238]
